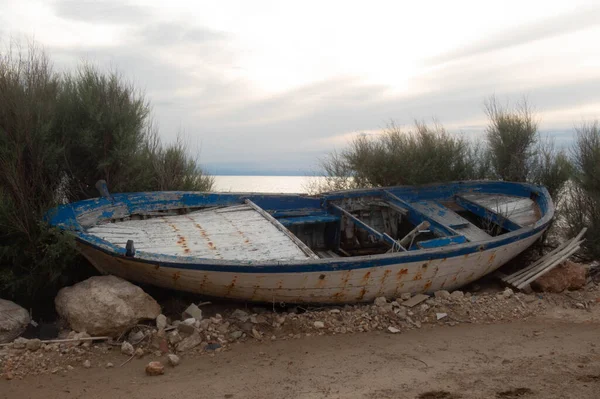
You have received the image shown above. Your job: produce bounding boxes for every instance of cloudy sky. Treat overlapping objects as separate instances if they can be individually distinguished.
[1,0,599,174]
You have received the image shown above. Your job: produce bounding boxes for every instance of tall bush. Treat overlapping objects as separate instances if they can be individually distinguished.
[310,122,484,193]
[0,44,213,305]
[563,121,600,258]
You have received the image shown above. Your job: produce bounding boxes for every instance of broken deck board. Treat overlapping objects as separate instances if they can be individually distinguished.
[87,205,314,262]
[407,200,492,243]
[460,193,538,227]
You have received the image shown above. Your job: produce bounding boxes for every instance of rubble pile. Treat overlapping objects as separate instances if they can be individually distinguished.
[1,284,598,380]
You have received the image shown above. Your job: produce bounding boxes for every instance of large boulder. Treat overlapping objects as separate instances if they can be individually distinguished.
[0,299,30,343]
[55,275,161,336]
[532,260,587,293]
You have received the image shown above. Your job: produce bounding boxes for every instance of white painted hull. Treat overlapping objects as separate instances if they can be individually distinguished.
[78,230,543,303]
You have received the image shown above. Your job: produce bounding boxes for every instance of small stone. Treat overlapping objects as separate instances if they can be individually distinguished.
[387,326,401,334]
[231,309,250,323]
[329,308,341,314]
[135,348,145,358]
[251,328,262,340]
[156,314,168,330]
[177,322,196,335]
[502,288,514,299]
[400,293,412,301]
[420,304,429,312]
[575,302,585,309]
[182,317,196,325]
[374,297,387,307]
[523,295,537,303]
[436,313,448,320]
[167,330,182,345]
[145,361,165,376]
[182,304,203,321]
[128,330,145,344]
[106,362,114,368]
[313,321,325,329]
[83,360,91,368]
[450,291,464,299]
[12,337,28,349]
[121,341,134,356]
[434,290,451,299]
[67,365,74,371]
[167,354,180,367]
[229,331,243,340]
[177,331,203,352]
[26,338,42,351]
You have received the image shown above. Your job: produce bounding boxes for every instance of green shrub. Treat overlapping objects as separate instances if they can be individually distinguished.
[563,121,600,258]
[0,43,213,305]
[485,96,538,182]
[310,122,484,193]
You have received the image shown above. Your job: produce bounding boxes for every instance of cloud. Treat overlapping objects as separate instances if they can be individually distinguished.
[136,22,229,46]
[52,0,152,24]
[428,5,600,65]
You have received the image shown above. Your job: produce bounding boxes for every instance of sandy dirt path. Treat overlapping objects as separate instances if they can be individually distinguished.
[2,308,600,399]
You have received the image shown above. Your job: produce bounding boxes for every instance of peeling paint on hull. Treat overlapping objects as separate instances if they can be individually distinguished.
[47,181,554,303]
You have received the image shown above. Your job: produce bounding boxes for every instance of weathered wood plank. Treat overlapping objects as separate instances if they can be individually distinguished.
[245,199,319,259]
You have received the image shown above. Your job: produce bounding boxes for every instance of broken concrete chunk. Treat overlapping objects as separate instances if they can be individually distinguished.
[436,313,448,320]
[387,326,401,334]
[313,321,325,329]
[167,354,180,367]
[182,304,203,321]
[176,331,203,352]
[401,294,430,308]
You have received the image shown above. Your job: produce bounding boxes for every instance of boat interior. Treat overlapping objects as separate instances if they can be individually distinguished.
[81,185,543,262]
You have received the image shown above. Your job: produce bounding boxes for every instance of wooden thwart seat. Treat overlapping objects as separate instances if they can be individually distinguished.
[406,200,492,243]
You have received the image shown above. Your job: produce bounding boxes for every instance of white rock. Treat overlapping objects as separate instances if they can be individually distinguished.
[121,341,134,356]
[0,299,30,344]
[182,304,203,321]
[502,288,514,299]
[387,326,401,334]
[83,360,91,368]
[182,318,196,325]
[106,362,114,368]
[329,309,341,314]
[313,321,325,329]
[55,276,161,337]
[436,313,448,320]
[156,314,167,330]
[167,354,180,367]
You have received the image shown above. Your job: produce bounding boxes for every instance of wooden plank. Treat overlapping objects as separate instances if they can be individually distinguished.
[455,195,522,231]
[278,214,340,226]
[329,203,398,248]
[245,199,319,259]
[416,235,467,249]
[402,199,491,243]
[383,191,458,238]
[461,193,538,227]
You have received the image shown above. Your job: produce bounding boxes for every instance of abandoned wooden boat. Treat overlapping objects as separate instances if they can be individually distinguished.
[46,181,553,303]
